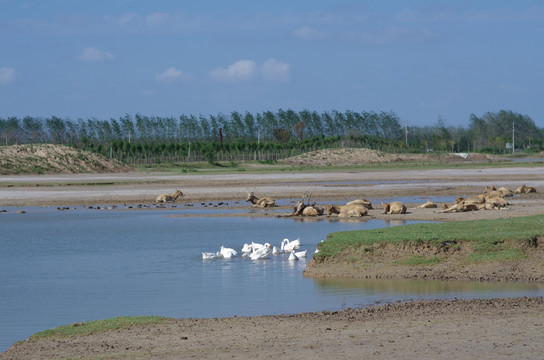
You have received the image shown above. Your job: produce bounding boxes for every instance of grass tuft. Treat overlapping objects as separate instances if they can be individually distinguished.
[29,316,169,340]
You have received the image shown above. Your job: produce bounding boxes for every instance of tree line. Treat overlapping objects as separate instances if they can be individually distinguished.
[0,109,542,164]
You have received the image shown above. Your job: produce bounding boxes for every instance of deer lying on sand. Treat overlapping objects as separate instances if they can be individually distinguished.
[156,189,184,203]
[482,197,508,210]
[245,189,276,208]
[293,192,324,216]
[414,200,437,209]
[294,202,324,216]
[441,200,479,213]
[442,188,509,212]
[382,201,406,214]
[327,204,368,217]
[515,184,537,194]
[345,196,373,209]
[486,185,514,197]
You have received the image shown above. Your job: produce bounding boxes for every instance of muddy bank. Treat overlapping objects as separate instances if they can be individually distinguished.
[2,297,544,360]
[304,237,544,282]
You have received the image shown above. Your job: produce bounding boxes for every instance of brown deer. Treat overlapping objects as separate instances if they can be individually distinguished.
[327,204,368,217]
[440,200,479,213]
[413,200,438,209]
[515,184,537,194]
[245,188,276,208]
[382,201,407,214]
[156,189,184,203]
[345,196,373,209]
[293,192,324,216]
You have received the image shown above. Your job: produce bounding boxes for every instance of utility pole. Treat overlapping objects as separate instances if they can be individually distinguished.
[512,122,515,155]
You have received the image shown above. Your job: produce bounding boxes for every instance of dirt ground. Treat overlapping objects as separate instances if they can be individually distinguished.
[2,160,544,359]
[2,297,544,360]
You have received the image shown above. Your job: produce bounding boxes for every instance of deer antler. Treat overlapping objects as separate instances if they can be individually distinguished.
[301,191,312,205]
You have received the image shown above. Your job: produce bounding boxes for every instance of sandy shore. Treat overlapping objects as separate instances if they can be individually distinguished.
[1,167,544,222]
[2,166,544,359]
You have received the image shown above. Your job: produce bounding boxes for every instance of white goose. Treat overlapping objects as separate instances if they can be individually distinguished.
[241,243,252,253]
[281,238,301,252]
[250,244,272,260]
[271,246,281,255]
[249,241,270,251]
[314,240,324,254]
[202,251,221,260]
[288,251,299,261]
[293,249,308,258]
[220,246,238,259]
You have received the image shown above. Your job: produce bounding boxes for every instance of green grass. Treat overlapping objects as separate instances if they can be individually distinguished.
[463,248,526,263]
[29,316,169,340]
[315,215,544,264]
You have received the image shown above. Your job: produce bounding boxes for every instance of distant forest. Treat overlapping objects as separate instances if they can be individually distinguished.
[0,109,542,164]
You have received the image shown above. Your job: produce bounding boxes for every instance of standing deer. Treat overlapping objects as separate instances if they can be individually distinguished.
[245,188,276,208]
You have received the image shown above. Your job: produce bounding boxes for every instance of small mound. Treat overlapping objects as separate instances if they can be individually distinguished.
[0,144,132,175]
[278,147,497,166]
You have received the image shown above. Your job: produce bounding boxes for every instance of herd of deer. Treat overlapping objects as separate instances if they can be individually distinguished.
[155,183,537,217]
[439,184,536,213]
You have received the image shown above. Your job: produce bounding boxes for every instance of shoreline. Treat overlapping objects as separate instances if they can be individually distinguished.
[3,297,544,359]
[2,166,544,358]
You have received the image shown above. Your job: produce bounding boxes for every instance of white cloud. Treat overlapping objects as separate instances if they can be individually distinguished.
[79,47,115,62]
[155,67,185,82]
[0,67,15,84]
[209,60,257,82]
[261,59,290,82]
[210,59,291,83]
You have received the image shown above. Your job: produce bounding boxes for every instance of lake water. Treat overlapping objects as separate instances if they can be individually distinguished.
[1,206,543,352]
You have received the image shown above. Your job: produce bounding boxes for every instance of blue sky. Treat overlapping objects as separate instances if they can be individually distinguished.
[1,0,543,127]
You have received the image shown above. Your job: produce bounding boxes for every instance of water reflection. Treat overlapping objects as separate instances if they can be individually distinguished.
[383,219,410,227]
[313,277,544,308]
[315,277,544,294]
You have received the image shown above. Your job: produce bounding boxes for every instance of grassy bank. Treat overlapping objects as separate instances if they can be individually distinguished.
[315,215,544,265]
[28,316,169,341]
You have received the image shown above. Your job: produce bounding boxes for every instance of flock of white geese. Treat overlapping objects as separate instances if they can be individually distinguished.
[202,238,315,261]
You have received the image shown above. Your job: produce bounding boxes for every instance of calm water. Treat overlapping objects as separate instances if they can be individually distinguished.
[1,206,543,352]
